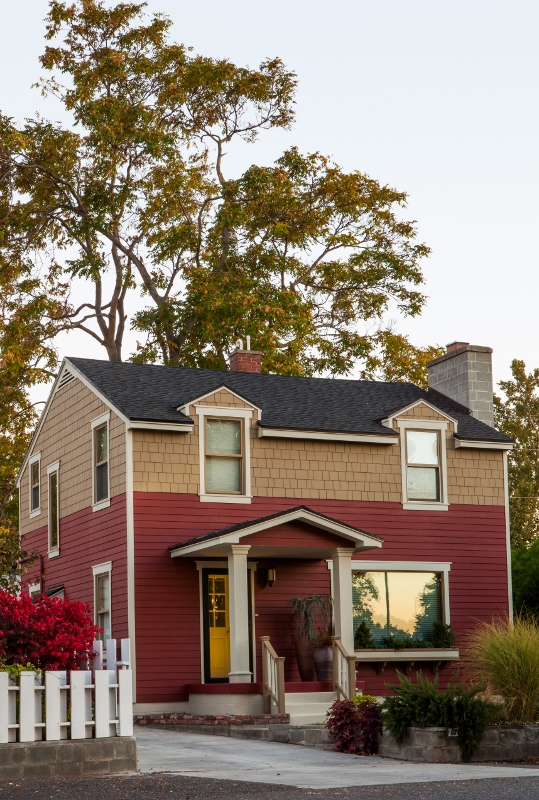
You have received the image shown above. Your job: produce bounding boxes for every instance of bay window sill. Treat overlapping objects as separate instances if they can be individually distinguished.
[354,648,459,660]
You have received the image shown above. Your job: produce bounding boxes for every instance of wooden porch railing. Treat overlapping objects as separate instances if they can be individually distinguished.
[260,636,285,714]
[332,635,357,700]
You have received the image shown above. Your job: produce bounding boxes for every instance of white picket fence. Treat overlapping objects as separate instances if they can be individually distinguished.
[0,638,133,744]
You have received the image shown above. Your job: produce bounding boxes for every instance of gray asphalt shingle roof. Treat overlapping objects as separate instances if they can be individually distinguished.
[67,357,511,443]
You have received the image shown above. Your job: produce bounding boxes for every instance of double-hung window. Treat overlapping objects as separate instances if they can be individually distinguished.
[397,417,450,510]
[93,562,112,642]
[205,418,243,494]
[47,462,60,556]
[29,453,41,517]
[195,405,253,503]
[91,412,110,509]
[405,430,440,502]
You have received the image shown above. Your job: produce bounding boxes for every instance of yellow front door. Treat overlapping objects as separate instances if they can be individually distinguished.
[208,574,230,679]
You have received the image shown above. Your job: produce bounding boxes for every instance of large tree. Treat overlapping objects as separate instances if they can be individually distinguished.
[494,359,539,549]
[0,257,60,588]
[0,0,440,378]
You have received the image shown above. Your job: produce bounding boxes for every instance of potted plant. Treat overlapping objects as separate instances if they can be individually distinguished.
[290,594,334,681]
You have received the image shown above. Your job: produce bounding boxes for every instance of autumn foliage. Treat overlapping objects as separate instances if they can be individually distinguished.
[0,590,98,670]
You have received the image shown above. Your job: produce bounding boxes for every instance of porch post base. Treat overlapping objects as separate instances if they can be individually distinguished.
[228,671,253,683]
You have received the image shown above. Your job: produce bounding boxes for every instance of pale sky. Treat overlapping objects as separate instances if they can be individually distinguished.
[2,0,538,395]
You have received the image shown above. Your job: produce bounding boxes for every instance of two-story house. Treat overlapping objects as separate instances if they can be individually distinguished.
[17,341,513,720]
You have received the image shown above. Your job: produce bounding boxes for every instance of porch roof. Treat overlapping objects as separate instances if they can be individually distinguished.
[168,505,383,559]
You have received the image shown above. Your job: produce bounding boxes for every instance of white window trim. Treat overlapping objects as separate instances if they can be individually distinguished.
[29,451,42,519]
[93,561,112,641]
[91,412,111,512]
[195,560,258,683]
[328,559,452,625]
[397,420,449,511]
[47,461,60,558]
[28,582,41,598]
[195,406,253,504]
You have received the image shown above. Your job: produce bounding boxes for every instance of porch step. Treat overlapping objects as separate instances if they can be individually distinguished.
[284,691,337,725]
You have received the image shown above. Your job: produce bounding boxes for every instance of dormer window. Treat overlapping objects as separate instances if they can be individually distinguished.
[397,418,449,511]
[205,419,243,494]
[405,430,440,502]
[195,404,254,504]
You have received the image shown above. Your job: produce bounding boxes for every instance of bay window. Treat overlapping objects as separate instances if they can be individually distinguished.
[352,565,450,648]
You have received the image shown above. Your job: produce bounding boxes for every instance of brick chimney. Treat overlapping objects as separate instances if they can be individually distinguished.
[427,342,494,427]
[229,348,262,373]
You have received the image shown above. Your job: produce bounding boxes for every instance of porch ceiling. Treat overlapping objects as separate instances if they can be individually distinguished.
[169,505,383,559]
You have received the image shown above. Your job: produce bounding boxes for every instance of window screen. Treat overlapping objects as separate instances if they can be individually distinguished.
[352,571,442,646]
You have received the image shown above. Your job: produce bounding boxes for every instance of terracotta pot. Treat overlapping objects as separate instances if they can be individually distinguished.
[313,646,333,682]
[295,638,316,682]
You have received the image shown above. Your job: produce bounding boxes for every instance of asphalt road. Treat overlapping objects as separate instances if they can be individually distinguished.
[3,775,539,800]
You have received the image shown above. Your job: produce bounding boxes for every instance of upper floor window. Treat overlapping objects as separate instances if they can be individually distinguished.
[405,430,440,502]
[205,419,243,494]
[94,424,109,503]
[47,462,60,556]
[397,419,449,511]
[91,412,111,510]
[29,453,41,516]
[195,405,253,504]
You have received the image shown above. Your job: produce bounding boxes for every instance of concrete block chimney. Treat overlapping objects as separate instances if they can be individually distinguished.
[427,342,494,427]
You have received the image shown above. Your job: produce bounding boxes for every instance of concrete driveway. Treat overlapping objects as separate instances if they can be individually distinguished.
[135,728,539,789]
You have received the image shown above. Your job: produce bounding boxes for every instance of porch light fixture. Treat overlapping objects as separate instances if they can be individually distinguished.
[266,567,277,588]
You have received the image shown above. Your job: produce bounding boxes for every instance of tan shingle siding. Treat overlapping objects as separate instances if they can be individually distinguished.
[20,378,126,536]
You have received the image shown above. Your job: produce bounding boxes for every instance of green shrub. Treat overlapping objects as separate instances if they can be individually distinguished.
[382,671,498,762]
[466,615,539,722]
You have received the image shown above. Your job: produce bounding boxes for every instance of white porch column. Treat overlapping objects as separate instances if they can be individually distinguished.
[332,548,355,654]
[227,544,252,683]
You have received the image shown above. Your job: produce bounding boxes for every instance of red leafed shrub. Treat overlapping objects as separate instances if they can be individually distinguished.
[0,590,99,670]
[326,696,382,755]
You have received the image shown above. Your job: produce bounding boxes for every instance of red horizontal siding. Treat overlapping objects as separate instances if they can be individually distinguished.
[133,493,508,703]
[21,495,128,642]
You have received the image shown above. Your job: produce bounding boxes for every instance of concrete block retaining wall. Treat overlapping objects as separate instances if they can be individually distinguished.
[0,737,137,779]
[379,726,539,763]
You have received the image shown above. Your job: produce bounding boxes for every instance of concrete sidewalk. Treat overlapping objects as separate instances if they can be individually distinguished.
[135,727,539,789]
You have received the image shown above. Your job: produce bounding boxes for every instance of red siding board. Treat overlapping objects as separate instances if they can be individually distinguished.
[133,493,509,703]
[21,495,128,641]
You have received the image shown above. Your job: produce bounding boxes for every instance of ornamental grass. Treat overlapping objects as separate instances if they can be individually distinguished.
[466,615,539,723]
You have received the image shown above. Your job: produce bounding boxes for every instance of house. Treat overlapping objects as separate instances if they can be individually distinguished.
[17,342,513,721]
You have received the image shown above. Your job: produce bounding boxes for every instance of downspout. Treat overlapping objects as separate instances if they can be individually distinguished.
[503,451,513,620]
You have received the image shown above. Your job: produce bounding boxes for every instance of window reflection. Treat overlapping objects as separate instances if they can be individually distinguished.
[352,571,442,646]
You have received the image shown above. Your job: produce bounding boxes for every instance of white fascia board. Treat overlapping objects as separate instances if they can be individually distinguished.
[170,508,383,558]
[382,399,459,431]
[178,385,262,415]
[126,421,194,433]
[454,439,513,450]
[257,427,398,445]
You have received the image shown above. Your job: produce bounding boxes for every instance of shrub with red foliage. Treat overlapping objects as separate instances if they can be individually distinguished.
[326,696,383,755]
[0,590,99,670]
